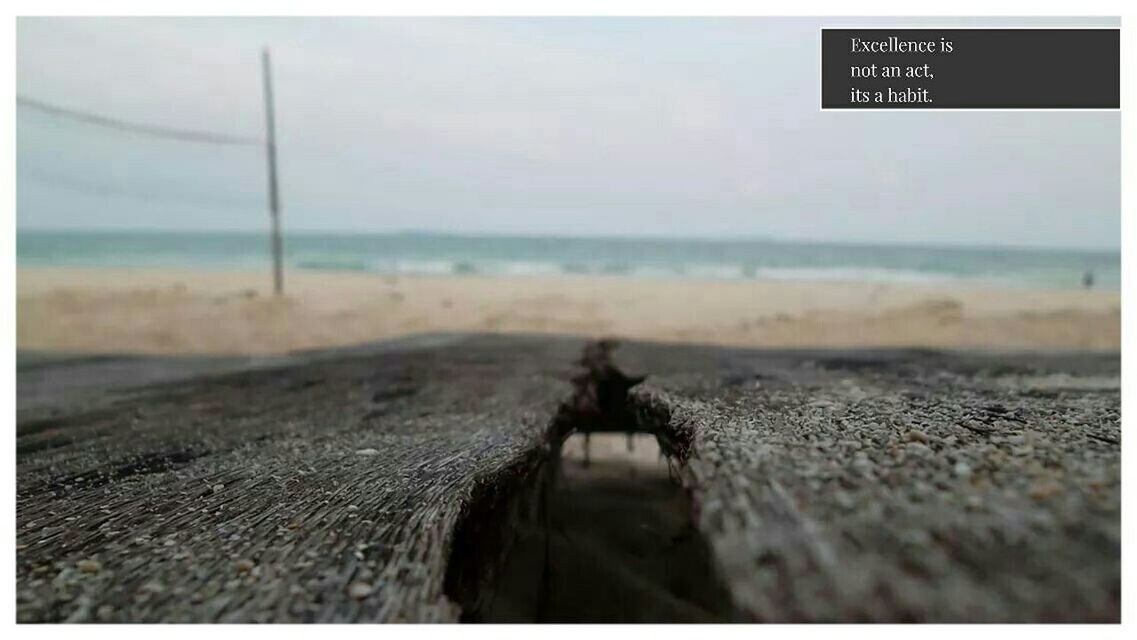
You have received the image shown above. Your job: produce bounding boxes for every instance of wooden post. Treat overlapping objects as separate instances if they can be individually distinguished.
[261,48,283,295]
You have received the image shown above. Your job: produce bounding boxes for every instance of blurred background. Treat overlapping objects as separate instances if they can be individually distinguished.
[16,17,1121,355]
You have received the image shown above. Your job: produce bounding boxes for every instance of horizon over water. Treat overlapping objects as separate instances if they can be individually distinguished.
[17,229,1120,291]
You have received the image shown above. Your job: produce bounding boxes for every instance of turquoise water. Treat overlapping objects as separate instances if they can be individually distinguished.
[17,230,1119,290]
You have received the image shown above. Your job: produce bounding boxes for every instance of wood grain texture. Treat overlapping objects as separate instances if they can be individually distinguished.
[16,335,1120,622]
[615,344,1120,622]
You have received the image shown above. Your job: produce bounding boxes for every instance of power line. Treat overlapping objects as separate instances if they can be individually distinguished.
[17,95,262,146]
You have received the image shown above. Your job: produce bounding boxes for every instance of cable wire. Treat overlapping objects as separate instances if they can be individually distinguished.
[17,95,262,146]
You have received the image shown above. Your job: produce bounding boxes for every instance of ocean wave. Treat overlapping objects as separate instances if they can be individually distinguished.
[749,267,961,284]
[683,263,748,280]
[294,258,370,272]
[274,256,1106,290]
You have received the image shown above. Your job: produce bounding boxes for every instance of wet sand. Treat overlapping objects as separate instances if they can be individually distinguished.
[17,266,1120,354]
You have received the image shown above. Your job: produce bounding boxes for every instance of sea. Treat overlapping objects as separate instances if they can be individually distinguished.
[16,230,1120,291]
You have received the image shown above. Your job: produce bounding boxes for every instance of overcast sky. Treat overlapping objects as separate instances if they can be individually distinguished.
[16,16,1120,249]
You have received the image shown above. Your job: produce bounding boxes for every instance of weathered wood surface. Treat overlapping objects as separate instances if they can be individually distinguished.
[614,344,1120,622]
[17,335,577,622]
[16,334,1120,622]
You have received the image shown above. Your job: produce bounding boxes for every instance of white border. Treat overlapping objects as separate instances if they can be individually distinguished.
[1,1,1132,16]
[4,3,1132,640]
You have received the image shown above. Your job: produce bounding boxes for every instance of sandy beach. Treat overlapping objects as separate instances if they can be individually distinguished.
[16,266,1120,355]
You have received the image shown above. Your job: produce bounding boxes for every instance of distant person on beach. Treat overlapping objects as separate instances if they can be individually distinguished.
[1083,270,1095,289]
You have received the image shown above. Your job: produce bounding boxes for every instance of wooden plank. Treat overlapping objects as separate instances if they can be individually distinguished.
[614,344,1120,622]
[16,335,580,622]
[16,335,1120,622]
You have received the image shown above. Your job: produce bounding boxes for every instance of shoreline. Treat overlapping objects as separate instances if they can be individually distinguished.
[17,266,1121,355]
[16,261,1122,293]
[18,263,1122,300]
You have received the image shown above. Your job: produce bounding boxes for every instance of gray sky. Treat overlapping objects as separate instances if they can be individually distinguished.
[16,16,1120,249]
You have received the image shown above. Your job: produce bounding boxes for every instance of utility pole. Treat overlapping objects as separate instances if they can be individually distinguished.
[261,48,284,295]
